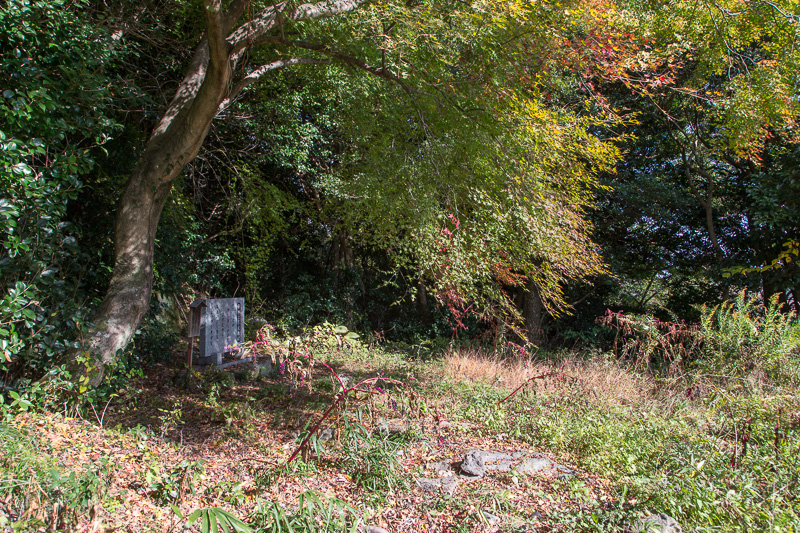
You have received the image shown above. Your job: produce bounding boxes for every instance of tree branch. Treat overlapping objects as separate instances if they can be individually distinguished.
[204,0,230,69]
[288,0,363,21]
[228,2,285,53]
[222,0,252,33]
[257,36,421,93]
[228,0,364,54]
[220,57,329,110]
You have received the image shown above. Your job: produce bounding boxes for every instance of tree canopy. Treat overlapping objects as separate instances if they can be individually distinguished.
[0,0,798,385]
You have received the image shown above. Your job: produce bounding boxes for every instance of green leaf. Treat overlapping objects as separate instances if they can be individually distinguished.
[201,510,211,533]
[187,510,203,524]
[170,504,183,520]
[210,511,219,533]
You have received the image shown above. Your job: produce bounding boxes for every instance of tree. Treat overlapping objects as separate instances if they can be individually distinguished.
[74,0,381,384]
[582,0,800,321]
[64,0,639,384]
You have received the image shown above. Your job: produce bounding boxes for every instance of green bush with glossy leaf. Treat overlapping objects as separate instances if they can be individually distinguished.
[0,0,120,380]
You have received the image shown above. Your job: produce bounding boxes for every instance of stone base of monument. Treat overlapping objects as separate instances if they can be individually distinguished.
[193,355,275,376]
[197,353,224,366]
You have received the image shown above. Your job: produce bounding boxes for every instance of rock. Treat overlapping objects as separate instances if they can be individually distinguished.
[636,514,682,533]
[376,418,410,436]
[356,526,391,533]
[440,476,458,496]
[459,450,571,478]
[415,475,458,496]
[257,359,274,377]
[460,451,487,477]
[426,459,453,476]
[514,454,574,479]
[415,477,440,492]
[515,456,554,474]
[317,427,334,443]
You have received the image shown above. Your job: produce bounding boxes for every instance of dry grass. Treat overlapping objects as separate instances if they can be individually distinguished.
[443,348,550,390]
[443,347,657,406]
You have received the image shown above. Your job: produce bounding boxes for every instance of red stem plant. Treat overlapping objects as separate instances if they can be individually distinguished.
[598,310,701,373]
[242,325,410,463]
[497,360,568,404]
[285,375,407,464]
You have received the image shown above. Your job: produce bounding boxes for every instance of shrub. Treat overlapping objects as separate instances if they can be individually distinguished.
[0,0,121,381]
[696,291,800,387]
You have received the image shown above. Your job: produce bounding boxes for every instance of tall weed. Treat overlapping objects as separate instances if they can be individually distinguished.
[251,490,361,532]
[697,291,800,387]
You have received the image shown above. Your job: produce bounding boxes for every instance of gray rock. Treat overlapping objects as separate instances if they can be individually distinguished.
[460,450,571,478]
[376,418,410,436]
[415,477,440,492]
[440,476,458,496]
[460,451,487,477]
[515,454,574,478]
[636,514,682,533]
[317,427,334,443]
[515,456,555,474]
[426,459,453,476]
[415,475,458,496]
[257,359,274,377]
[356,526,391,533]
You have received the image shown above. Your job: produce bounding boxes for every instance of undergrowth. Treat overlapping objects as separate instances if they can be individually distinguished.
[0,423,113,531]
[437,292,800,531]
[1,292,798,532]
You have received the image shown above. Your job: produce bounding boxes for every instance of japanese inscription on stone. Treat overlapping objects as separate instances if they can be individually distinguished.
[189,298,244,365]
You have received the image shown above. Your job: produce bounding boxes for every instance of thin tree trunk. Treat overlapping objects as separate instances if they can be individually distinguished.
[416,277,430,322]
[702,195,724,263]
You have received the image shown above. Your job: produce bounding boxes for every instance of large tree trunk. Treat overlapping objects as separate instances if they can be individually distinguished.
[68,0,372,386]
[74,171,172,384]
[74,119,223,385]
[72,11,233,386]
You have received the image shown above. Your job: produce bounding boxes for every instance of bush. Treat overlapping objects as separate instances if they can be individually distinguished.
[0,0,120,381]
[696,291,800,387]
